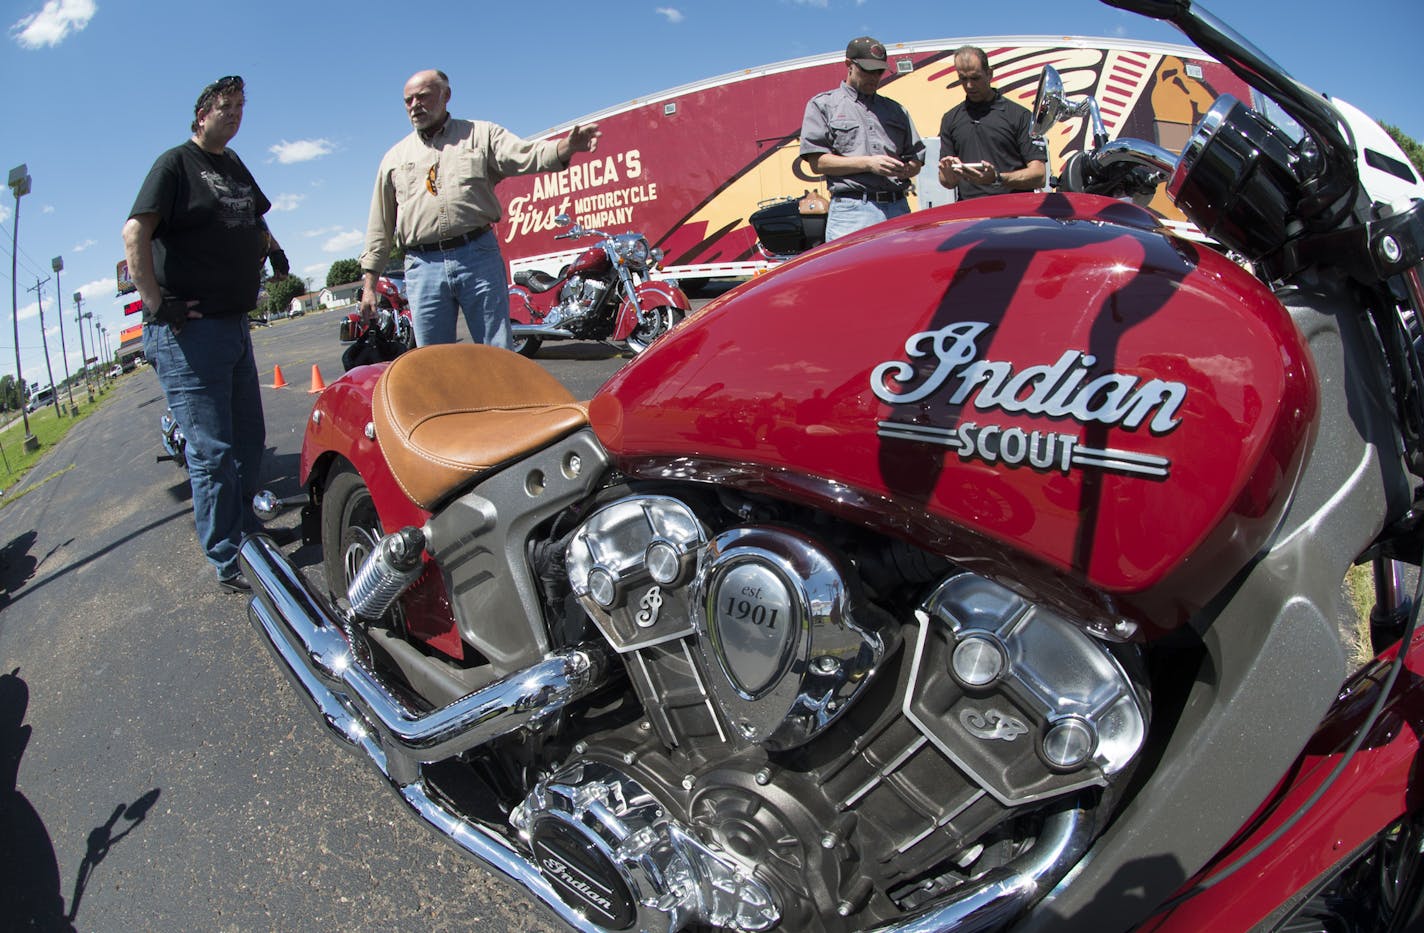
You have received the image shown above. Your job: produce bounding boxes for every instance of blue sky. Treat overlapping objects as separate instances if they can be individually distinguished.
[1,0,1420,387]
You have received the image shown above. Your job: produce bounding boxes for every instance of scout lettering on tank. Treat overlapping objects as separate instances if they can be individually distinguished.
[872,323,1182,479]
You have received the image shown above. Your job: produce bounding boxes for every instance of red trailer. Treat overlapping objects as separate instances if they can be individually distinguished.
[496,35,1250,285]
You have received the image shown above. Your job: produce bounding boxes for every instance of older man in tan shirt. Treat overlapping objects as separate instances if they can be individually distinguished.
[359,69,600,347]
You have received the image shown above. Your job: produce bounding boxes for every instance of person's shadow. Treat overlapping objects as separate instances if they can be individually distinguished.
[0,530,39,612]
[0,669,161,929]
[0,667,68,928]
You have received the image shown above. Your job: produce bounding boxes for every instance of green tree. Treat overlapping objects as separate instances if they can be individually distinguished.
[263,274,308,317]
[326,259,362,288]
[1383,124,1424,178]
[0,374,17,412]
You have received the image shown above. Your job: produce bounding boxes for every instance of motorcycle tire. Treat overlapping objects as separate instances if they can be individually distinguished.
[511,333,542,358]
[626,305,686,354]
[320,463,386,609]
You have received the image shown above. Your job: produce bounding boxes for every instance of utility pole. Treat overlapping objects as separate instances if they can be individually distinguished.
[8,164,37,450]
[52,257,75,412]
[26,276,61,418]
[85,306,99,377]
[74,291,93,400]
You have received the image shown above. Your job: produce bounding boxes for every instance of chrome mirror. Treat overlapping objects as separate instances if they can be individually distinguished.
[1030,65,1110,150]
[1032,66,1067,137]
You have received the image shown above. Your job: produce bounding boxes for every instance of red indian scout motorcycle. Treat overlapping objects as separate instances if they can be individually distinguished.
[506,214,691,358]
[239,1,1424,929]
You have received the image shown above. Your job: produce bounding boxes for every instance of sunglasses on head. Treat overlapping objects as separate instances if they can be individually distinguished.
[197,75,244,109]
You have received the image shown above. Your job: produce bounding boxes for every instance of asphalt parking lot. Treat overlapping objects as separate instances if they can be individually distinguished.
[0,309,643,930]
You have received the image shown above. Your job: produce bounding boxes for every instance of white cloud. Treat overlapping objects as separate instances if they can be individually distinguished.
[303,224,344,238]
[787,0,828,7]
[323,230,365,253]
[655,7,684,23]
[71,277,116,305]
[41,204,55,214]
[0,203,10,224]
[73,238,96,252]
[10,0,96,49]
[271,193,305,212]
[269,139,335,164]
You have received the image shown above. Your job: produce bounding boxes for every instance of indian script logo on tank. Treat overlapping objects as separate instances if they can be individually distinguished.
[871,322,1182,479]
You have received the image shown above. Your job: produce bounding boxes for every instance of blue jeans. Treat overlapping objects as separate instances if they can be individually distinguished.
[404,230,511,348]
[143,317,266,581]
[824,196,911,241]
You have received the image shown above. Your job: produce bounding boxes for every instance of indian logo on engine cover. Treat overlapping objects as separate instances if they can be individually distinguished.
[871,322,1181,479]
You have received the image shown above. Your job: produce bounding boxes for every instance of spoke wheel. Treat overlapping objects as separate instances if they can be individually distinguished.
[626,305,686,353]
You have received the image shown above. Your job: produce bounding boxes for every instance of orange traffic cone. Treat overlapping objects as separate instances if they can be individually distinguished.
[271,364,288,389]
[308,364,327,394]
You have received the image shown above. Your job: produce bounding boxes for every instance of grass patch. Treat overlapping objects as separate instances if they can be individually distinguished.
[0,382,112,495]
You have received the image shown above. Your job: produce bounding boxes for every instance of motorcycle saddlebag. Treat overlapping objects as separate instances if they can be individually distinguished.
[751,197,814,254]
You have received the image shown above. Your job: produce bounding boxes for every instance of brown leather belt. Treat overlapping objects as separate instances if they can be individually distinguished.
[833,190,906,204]
[407,225,490,253]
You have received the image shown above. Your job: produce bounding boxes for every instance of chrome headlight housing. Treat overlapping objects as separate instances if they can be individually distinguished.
[613,233,652,270]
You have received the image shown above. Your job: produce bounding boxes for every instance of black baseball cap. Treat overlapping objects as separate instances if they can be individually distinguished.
[846,37,889,71]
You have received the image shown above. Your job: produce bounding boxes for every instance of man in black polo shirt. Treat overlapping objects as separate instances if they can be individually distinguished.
[800,37,924,240]
[937,46,1047,200]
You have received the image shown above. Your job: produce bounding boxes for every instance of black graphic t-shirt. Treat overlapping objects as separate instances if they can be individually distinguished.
[129,141,271,317]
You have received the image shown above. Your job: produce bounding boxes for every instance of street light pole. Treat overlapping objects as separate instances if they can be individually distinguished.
[52,257,75,412]
[27,276,60,418]
[74,291,93,400]
[8,163,37,450]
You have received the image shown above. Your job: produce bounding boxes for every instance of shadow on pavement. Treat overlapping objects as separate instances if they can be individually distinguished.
[0,530,39,611]
[0,668,69,928]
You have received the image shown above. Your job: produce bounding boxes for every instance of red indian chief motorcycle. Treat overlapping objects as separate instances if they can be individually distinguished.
[507,214,691,358]
[240,1,1424,929]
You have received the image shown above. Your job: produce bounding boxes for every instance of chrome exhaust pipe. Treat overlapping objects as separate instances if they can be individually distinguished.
[511,324,577,339]
[239,532,619,933]
[239,534,610,786]
[869,799,1093,933]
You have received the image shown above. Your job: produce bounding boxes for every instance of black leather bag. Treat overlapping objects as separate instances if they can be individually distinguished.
[341,322,409,371]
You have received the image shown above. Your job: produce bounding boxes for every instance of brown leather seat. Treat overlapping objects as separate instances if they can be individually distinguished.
[372,344,589,510]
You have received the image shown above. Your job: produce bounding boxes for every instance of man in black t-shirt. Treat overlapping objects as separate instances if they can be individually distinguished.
[936,46,1047,201]
[122,76,289,593]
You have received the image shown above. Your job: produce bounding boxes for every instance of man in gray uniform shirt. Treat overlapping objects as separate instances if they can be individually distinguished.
[800,37,924,241]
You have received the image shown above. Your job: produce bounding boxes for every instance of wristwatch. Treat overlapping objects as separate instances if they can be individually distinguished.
[991,166,1004,188]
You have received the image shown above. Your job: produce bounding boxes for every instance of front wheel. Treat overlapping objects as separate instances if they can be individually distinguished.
[510,329,542,358]
[626,306,686,354]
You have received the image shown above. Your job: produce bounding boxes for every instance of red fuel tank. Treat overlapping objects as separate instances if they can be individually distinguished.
[589,194,1319,635]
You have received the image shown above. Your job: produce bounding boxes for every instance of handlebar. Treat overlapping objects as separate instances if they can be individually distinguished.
[1098,0,1357,222]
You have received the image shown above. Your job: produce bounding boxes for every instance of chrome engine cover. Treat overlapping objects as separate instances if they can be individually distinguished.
[907,573,1148,805]
[511,759,780,933]
[565,495,706,652]
[692,526,891,750]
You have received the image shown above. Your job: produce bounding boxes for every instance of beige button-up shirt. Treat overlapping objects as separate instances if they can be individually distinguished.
[360,117,565,274]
